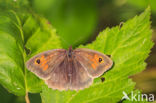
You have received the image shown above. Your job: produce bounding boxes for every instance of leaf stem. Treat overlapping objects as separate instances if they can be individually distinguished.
[25,92,30,103]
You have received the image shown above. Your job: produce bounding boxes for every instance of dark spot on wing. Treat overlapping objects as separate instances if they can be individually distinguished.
[99,58,103,63]
[36,59,40,64]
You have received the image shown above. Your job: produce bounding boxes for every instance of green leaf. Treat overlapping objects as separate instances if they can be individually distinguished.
[25,14,62,93]
[25,15,62,59]
[0,10,25,95]
[0,10,62,95]
[41,7,153,103]
[0,0,29,12]
[41,84,76,103]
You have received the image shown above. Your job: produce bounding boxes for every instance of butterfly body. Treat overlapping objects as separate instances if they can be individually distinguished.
[26,47,113,90]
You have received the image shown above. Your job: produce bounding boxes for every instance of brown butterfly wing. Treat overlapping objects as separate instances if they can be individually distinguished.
[74,48,113,78]
[26,49,66,80]
[45,55,93,90]
[70,59,93,90]
[45,57,69,90]
[27,48,112,90]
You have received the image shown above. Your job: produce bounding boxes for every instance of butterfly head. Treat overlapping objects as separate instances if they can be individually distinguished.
[68,46,73,58]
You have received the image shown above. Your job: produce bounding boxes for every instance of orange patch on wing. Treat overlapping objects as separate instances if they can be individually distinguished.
[34,56,45,65]
[90,54,104,69]
[35,55,50,71]
[95,54,104,63]
[40,55,45,61]
[90,54,99,69]
[94,54,99,59]
[91,63,96,69]
[43,65,48,71]
[41,60,47,67]
[40,55,50,70]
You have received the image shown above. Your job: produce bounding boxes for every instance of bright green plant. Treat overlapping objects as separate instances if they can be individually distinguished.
[41,7,154,103]
[0,3,153,103]
[31,0,98,48]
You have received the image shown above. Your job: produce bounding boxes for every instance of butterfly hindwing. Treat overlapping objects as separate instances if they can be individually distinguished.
[70,59,93,90]
[45,55,93,90]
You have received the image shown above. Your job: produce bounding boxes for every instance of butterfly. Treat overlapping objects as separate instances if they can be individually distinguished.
[26,47,113,90]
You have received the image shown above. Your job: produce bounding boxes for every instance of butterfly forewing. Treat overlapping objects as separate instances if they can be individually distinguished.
[74,48,113,78]
[26,49,66,80]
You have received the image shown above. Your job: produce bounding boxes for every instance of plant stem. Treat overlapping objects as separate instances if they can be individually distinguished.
[25,92,30,103]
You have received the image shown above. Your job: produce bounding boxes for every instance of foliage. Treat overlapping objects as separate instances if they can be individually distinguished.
[30,0,98,48]
[0,10,61,95]
[0,0,153,103]
[41,7,153,103]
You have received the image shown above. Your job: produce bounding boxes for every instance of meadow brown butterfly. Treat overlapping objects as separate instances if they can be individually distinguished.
[26,47,113,90]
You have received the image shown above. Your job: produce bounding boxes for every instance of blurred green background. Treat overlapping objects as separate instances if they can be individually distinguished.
[0,0,156,103]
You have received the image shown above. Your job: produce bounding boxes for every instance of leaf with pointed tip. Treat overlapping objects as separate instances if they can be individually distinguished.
[24,14,62,93]
[41,7,153,103]
[0,10,25,95]
[0,10,62,95]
